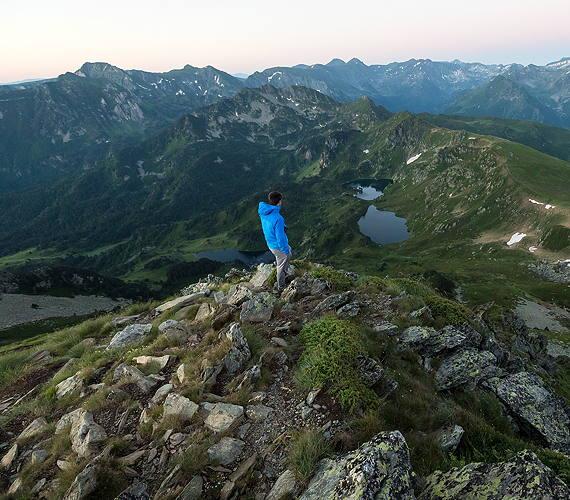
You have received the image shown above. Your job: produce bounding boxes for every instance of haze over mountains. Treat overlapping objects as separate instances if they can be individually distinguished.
[1,57,568,191]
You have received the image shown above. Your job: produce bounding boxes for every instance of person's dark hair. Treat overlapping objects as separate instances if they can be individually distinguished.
[268,191,283,205]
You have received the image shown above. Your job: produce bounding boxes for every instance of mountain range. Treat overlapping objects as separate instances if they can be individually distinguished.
[0,57,568,191]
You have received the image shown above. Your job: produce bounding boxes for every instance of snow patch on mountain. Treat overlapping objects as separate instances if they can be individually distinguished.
[507,232,526,246]
[268,71,282,82]
[406,153,422,165]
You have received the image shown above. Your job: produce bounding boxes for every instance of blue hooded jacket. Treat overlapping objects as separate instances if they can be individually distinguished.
[258,202,289,253]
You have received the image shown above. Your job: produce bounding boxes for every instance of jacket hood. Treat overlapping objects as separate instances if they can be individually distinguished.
[258,202,280,216]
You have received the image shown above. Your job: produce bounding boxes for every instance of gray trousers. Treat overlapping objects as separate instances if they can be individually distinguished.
[270,249,290,290]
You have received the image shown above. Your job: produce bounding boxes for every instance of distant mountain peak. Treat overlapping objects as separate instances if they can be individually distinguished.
[348,58,366,66]
[75,62,124,78]
[327,58,346,66]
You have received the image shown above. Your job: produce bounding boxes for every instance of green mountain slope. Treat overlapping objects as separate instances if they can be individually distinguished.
[420,114,570,161]
[0,87,568,306]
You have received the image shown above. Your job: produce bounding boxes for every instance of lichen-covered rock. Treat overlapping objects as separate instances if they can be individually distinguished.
[419,450,570,499]
[133,355,173,371]
[18,417,49,441]
[313,291,355,315]
[226,285,253,306]
[63,462,98,500]
[115,481,149,499]
[1,443,18,469]
[221,322,251,375]
[195,302,216,322]
[56,408,84,433]
[162,393,198,423]
[113,363,158,393]
[399,324,481,357]
[107,323,152,350]
[70,410,107,457]
[207,437,245,465]
[299,431,414,499]
[337,302,360,318]
[56,373,84,399]
[266,469,297,500]
[204,402,244,433]
[355,355,384,386]
[240,292,277,323]
[249,263,274,288]
[437,424,464,453]
[281,274,329,302]
[487,372,570,454]
[155,292,209,314]
[435,349,499,390]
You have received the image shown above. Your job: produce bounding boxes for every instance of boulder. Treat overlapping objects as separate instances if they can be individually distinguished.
[70,410,107,457]
[337,302,360,318]
[112,315,140,327]
[195,302,216,322]
[221,323,251,375]
[266,469,297,500]
[179,475,203,500]
[162,393,199,423]
[240,292,277,323]
[27,349,53,366]
[281,275,328,302]
[31,449,49,466]
[115,481,149,499]
[300,431,414,499]
[487,372,570,454]
[18,417,49,441]
[107,324,152,350]
[158,320,189,345]
[419,450,569,499]
[355,355,384,386]
[152,384,173,405]
[226,285,253,307]
[155,292,209,314]
[64,462,98,500]
[399,324,481,357]
[435,349,499,390]
[56,373,84,399]
[372,321,399,336]
[7,477,23,496]
[133,355,173,371]
[113,363,158,393]
[207,437,245,465]
[249,263,274,288]
[56,408,84,433]
[53,358,80,380]
[437,424,464,453]
[313,291,355,315]
[1,443,18,469]
[204,403,244,433]
[245,404,273,422]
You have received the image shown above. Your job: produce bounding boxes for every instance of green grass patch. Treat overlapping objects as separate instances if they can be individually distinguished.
[296,317,377,413]
[288,429,331,484]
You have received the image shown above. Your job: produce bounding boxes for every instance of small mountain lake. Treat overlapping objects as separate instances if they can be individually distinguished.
[348,179,410,245]
[348,179,392,200]
[195,248,273,266]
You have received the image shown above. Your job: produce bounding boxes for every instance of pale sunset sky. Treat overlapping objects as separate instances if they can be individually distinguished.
[2,0,569,82]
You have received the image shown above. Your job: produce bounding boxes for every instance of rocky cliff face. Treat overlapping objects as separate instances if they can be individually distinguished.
[0,261,568,498]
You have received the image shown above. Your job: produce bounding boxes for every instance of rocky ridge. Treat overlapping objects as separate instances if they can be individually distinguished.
[0,262,568,499]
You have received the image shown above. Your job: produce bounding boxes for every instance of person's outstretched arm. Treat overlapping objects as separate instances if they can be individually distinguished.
[274,217,290,254]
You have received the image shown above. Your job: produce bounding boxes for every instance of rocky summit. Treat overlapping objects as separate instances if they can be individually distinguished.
[0,261,568,499]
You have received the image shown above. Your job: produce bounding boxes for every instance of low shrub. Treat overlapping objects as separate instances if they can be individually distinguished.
[296,317,377,413]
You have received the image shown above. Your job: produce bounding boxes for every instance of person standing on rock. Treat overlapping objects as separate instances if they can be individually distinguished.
[258,191,292,292]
